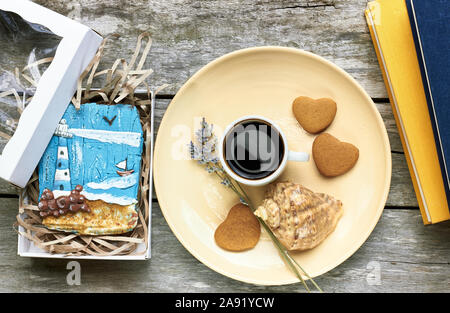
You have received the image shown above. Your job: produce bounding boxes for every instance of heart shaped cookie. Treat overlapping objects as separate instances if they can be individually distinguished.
[214,203,261,251]
[312,133,359,177]
[292,96,337,134]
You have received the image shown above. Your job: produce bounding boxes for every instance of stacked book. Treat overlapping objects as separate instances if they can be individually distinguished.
[366,0,450,224]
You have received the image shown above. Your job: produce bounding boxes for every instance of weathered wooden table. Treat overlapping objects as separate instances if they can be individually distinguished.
[0,0,449,292]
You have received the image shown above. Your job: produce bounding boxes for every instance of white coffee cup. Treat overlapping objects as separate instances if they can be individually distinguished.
[218,115,309,186]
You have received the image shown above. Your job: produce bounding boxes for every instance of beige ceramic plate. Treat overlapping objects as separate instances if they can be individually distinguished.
[154,47,391,285]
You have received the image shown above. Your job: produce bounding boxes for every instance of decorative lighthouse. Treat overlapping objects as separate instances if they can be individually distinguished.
[53,119,73,196]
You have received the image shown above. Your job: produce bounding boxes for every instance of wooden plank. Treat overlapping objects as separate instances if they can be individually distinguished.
[374,102,402,153]
[0,199,447,292]
[387,153,417,207]
[0,99,417,207]
[20,0,388,98]
[0,182,19,196]
[0,138,20,194]
[0,150,418,206]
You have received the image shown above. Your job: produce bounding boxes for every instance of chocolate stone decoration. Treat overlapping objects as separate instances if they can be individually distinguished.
[38,185,91,218]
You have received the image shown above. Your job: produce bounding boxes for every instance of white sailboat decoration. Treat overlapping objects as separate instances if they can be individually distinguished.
[116,158,134,177]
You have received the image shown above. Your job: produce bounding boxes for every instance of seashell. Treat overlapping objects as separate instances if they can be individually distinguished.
[254,182,343,251]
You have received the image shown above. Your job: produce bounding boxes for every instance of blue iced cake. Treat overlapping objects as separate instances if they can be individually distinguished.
[37,103,143,235]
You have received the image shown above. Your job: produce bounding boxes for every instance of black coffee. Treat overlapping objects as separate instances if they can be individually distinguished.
[223,120,284,180]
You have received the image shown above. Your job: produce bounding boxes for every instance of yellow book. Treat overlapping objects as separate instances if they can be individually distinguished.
[365,0,450,224]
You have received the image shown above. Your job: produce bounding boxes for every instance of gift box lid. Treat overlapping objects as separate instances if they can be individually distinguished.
[0,0,103,188]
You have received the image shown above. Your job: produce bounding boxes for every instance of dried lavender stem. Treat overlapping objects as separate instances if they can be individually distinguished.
[257,216,310,292]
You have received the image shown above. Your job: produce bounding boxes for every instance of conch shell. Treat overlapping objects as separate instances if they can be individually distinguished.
[254,182,343,251]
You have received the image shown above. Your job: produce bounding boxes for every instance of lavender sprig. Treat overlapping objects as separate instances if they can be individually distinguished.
[190,118,322,292]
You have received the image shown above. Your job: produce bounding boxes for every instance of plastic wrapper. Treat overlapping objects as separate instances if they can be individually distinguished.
[0,9,61,153]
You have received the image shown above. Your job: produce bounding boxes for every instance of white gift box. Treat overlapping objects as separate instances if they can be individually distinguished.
[0,1,152,260]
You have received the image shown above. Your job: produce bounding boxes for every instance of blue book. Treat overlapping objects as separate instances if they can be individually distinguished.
[406,0,450,200]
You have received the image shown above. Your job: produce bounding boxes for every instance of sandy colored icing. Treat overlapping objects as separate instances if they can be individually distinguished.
[43,200,138,235]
